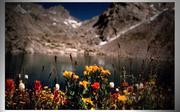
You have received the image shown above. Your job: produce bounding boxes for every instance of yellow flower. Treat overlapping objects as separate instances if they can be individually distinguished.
[63,71,73,78]
[83,71,88,75]
[84,65,101,75]
[59,90,65,96]
[91,65,99,72]
[123,90,129,96]
[85,66,89,71]
[118,95,127,103]
[101,69,111,75]
[43,86,48,89]
[63,71,79,80]
[91,107,95,110]
[79,80,89,88]
[82,97,94,105]
[72,74,79,79]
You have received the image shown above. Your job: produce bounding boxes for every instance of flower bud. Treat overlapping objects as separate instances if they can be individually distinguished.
[139,82,144,89]
[109,82,115,88]
[55,84,60,90]
[25,74,28,79]
[19,80,25,91]
[116,88,119,92]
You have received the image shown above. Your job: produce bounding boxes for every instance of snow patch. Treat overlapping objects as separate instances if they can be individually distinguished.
[99,9,168,46]
[99,41,107,46]
[64,18,82,28]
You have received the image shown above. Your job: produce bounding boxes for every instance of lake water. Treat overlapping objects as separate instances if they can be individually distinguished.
[5,53,174,90]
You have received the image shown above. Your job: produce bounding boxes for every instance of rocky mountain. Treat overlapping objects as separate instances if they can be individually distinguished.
[95,3,174,59]
[5,3,174,59]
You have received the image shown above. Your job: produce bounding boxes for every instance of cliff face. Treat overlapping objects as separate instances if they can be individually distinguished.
[5,3,174,59]
[96,3,174,59]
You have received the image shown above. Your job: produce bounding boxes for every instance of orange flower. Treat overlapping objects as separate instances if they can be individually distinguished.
[63,71,79,80]
[118,95,127,103]
[79,80,89,88]
[84,65,101,75]
[82,97,94,105]
[101,69,111,76]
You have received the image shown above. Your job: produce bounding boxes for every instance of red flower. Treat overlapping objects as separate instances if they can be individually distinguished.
[34,80,42,92]
[91,82,100,90]
[111,93,120,99]
[54,90,59,98]
[127,86,134,92]
[5,79,15,92]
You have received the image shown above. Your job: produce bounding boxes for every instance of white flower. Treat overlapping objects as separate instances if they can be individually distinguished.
[139,82,144,89]
[55,84,60,90]
[25,74,28,79]
[116,88,119,92]
[109,82,115,88]
[19,80,25,91]
[135,83,139,89]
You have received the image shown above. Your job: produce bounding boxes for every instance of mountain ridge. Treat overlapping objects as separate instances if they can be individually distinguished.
[5,3,174,59]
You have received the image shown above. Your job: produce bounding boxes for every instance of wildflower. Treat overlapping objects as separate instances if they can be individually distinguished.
[91,82,100,90]
[5,79,15,93]
[101,69,111,76]
[43,86,48,89]
[55,84,60,90]
[91,107,95,110]
[19,80,25,91]
[24,74,28,79]
[59,91,65,96]
[63,71,79,80]
[118,95,127,103]
[127,86,134,92]
[34,80,42,92]
[72,74,79,80]
[84,65,101,75]
[47,93,54,101]
[109,82,115,88]
[116,88,119,92]
[135,83,139,89]
[82,97,94,105]
[63,71,73,78]
[83,71,88,75]
[79,80,89,88]
[123,90,129,96]
[111,93,120,99]
[139,82,144,89]
[53,90,60,102]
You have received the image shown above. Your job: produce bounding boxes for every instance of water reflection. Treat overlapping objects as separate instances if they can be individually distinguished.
[5,54,174,90]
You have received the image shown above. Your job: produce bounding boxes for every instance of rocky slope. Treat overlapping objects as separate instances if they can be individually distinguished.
[5,3,174,59]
